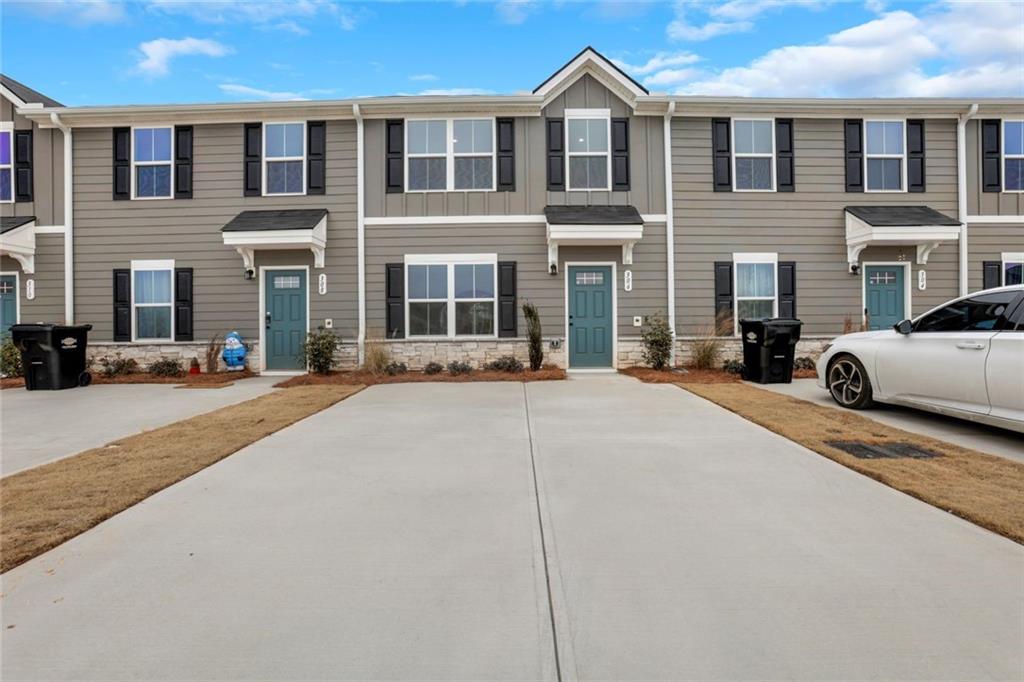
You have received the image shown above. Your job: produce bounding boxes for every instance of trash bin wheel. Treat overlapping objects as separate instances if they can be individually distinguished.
[78,371,92,387]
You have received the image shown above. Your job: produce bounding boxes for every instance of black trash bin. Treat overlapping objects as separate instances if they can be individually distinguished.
[11,323,93,390]
[739,318,802,384]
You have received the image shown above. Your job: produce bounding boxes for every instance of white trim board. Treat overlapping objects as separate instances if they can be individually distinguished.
[563,261,618,370]
[364,214,668,226]
[258,265,311,373]
[965,215,1024,224]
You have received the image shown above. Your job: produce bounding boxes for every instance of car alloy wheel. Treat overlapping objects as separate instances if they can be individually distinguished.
[829,358,864,407]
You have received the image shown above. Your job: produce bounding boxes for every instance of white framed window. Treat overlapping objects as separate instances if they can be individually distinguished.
[131,126,173,200]
[864,120,906,192]
[1003,252,1024,285]
[733,252,778,335]
[131,259,174,342]
[263,122,306,196]
[406,119,495,192]
[0,123,12,203]
[1003,120,1024,192]
[732,118,775,191]
[565,108,611,191]
[405,254,497,338]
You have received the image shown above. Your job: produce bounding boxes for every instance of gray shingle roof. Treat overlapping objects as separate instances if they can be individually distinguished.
[845,205,960,226]
[1,216,36,234]
[220,209,328,232]
[0,75,62,107]
[544,205,643,225]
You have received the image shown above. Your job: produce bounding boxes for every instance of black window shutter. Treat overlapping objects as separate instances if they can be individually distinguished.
[844,119,864,192]
[546,118,564,191]
[174,267,194,341]
[14,129,32,202]
[385,263,404,338]
[498,261,517,338]
[113,127,131,200]
[385,119,404,194]
[496,118,515,191]
[712,118,731,192]
[174,125,193,199]
[983,261,1002,289]
[307,121,326,195]
[243,123,262,197]
[611,117,630,191]
[714,261,734,334]
[778,261,797,319]
[113,269,131,341]
[775,119,794,192]
[907,119,926,193]
[981,120,1001,192]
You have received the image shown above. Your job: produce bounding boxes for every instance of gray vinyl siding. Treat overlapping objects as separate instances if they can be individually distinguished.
[71,121,357,343]
[965,119,1023,216]
[967,221,1024,291]
[364,75,666,218]
[1,236,65,323]
[1,97,65,226]
[673,117,960,335]
[364,220,667,339]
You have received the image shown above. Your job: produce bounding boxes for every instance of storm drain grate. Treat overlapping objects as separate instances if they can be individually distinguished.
[825,440,941,460]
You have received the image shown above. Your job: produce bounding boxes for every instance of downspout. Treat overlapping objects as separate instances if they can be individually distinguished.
[957,103,979,296]
[353,104,366,365]
[51,112,73,324]
[663,101,677,362]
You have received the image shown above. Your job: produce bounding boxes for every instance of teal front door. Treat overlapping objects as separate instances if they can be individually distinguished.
[568,265,613,368]
[864,265,905,331]
[0,275,16,341]
[264,269,307,370]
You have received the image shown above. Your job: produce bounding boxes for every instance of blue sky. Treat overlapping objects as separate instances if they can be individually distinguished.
[2,0,1022,106]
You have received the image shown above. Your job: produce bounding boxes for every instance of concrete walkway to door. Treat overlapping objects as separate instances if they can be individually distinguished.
[1,375,1021,680]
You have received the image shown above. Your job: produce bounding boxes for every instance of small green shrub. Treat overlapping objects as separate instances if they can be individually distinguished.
[384,361,408,376]
[641,313,673,370]
[486,355,523,373]
[447,360,473,376]
[299,327,340,375]
[147,358,184,377]
[794,356,816,371]
[98,354,139,377]
[689,324,722,370]
[722,359,745,375]
[423,361,444,375]
[522,301,543,371]
[362,337,391,375]
[1,339,23,377]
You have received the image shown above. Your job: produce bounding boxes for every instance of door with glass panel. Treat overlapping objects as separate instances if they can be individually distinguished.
[0,275,16,341]
[264,270,307,370]
[568,266,613,368]
[864,265,905,330]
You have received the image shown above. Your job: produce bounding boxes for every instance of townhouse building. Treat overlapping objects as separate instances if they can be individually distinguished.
[2,49,1022,372]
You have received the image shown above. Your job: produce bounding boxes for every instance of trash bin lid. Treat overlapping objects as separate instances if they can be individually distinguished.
[10,323,57,331]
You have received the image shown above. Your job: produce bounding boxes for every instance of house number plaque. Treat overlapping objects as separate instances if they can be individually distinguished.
[624,270,633,292]
[25,279,35,300]
[318,273,327,295]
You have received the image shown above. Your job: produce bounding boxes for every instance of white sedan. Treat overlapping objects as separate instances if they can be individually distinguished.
[816,285,1024,433]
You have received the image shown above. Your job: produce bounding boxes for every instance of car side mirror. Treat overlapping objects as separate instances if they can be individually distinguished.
[894,319,913,335]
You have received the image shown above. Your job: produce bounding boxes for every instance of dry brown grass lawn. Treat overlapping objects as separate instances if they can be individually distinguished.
[621,366,741,384]
[681,382,1024,544]
[0,384,363,573]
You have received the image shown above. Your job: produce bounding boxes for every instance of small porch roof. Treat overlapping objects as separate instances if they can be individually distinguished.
[0,216,37,273]
[844,205,961,266]
[220,209,328,270]
[544,205,644,269]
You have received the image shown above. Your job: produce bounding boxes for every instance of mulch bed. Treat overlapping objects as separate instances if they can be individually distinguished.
[1,370,255,390]
[275,365,566,388]
[621,366,742,384]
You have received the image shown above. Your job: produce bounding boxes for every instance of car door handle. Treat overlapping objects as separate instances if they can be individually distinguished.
[955,342,986,350]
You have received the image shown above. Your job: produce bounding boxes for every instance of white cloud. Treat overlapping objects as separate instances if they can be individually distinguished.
[416,88,496,96]
[495,0,538,25]
[643,68,703,88]
[146,0,361,32]
[614,51,701,76]
[7,0,124,24]
[667,0,831,42]
[409,74,440,82]
[218,84,309,101]
[136,38,232,77]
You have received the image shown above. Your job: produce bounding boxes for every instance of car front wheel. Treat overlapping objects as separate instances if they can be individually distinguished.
[827,355,873,409]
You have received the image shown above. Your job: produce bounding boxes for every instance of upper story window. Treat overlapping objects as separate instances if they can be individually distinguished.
[1003,120,1023,192]
[864,120,905,192]
[264,122,305,195]
[405,254,497,338]
[406,119,495,192]
[0,126,11,203]
[566,109,610,191]
[131,259,174,341]
[733,119,774,191]
[132,127,173,199]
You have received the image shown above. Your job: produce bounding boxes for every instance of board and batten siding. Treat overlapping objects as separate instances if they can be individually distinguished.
[364,74,666,218]
[71,121,358,343]
[364,220,668,339]
[1,237,65,323]
[965,119,1024,217]
[672,117,960,336]
[0,97,65,227]
[967,222,1024,291]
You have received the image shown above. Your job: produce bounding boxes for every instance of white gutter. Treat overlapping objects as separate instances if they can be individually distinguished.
[957,103,979,296]
[50,112,73,324]
[663,101,677,361]
[353,104,366,365]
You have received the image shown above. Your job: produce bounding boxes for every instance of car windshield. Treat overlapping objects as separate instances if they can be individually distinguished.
[914,292,1017,332]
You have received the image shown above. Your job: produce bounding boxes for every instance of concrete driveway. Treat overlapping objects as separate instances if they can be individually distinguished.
[2,376,1021,680]
[0,376,280,475]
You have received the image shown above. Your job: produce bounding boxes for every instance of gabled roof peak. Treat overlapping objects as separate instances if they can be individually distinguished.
[533,47,648,104]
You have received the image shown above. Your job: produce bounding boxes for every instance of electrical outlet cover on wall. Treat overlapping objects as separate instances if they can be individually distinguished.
[324,318,333,328]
